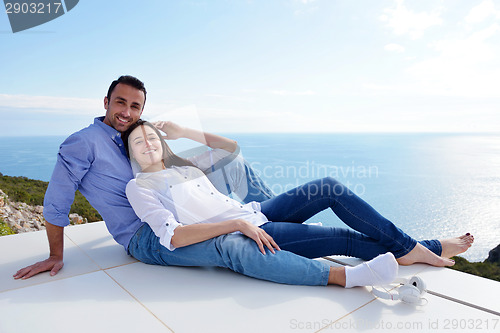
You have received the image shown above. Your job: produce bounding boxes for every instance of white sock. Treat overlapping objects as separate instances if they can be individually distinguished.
[344,252,398,288]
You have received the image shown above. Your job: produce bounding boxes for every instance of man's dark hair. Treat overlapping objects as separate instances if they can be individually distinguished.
[107,75,147,109]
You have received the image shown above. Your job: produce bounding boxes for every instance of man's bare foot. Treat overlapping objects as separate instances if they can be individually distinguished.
[397,243,455,267]
[440,233,474,258]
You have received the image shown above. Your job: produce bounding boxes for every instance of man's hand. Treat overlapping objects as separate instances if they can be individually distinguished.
[152,121,185,140]
[13,255,64,280]
[14,221,65,280]
[236,219,281,255]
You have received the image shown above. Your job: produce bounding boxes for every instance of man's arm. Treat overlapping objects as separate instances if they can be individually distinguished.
[13,222,64,279]
[13,132,92,279]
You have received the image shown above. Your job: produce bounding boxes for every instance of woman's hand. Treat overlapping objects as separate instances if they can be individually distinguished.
[236,219,281,255]
[152,121,185,140]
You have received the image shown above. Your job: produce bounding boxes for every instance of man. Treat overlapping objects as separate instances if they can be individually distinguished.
[14,75,147,279]
[13,75,337,286]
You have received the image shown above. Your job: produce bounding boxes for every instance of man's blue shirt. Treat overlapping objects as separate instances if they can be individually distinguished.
[43,116,144,252]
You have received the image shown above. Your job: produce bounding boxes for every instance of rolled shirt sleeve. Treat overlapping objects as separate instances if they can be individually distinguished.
[43,132,92,227]
[126,179,182,251]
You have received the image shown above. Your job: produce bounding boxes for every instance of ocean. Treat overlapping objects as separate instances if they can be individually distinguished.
[1,133,499,262]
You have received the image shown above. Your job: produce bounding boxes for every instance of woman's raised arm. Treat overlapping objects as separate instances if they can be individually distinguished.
[153,121,238,153]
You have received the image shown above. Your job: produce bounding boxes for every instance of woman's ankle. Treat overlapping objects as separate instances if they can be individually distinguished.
[327,266,346,286]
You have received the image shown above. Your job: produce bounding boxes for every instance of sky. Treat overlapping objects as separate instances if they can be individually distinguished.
[0,0,499,136]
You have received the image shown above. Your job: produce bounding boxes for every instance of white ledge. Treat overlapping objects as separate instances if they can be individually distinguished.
[1,221,499,332]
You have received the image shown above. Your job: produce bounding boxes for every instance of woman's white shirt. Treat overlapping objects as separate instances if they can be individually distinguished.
[126,154,269,251]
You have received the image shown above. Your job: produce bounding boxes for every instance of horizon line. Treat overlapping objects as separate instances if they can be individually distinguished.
[1,131,499,138]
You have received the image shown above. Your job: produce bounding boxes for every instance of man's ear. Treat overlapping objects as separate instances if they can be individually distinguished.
[104,96,109,110]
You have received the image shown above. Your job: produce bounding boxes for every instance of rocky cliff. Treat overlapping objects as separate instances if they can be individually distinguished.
[0,189,87,233]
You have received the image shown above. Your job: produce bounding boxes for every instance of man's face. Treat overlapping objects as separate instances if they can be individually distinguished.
[103,83,145,132]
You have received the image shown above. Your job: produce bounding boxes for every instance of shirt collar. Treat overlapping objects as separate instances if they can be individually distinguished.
[94,116,128,156]
[94,116,121,139]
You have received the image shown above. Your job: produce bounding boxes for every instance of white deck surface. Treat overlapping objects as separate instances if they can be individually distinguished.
[1,221,499,333]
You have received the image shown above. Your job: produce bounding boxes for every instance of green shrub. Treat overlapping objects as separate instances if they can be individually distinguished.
[448,256,500,282]
[0,174,47,205]
[0,218,15,236]
[0,173,102,222]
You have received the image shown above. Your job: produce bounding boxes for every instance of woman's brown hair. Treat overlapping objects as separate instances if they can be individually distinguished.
[122,119,195,168]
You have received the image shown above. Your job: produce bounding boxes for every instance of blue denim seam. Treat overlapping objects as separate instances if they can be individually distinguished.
[275,192,322,223]
[277,236,391,260]
[419,239,442,256]
[319,262,330,286]
[331,196,417,258]
[277,190,416,258]
[277,236,344,248]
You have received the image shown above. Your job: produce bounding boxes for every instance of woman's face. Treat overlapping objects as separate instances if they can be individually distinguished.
[129,125,164,171]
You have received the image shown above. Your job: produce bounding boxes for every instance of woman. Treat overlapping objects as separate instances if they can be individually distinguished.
[123,120,474,288]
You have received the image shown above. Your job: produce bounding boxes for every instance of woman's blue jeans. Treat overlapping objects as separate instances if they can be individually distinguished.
[128,177,441,286]
[128,223,330,286]
[259,177,441,260]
